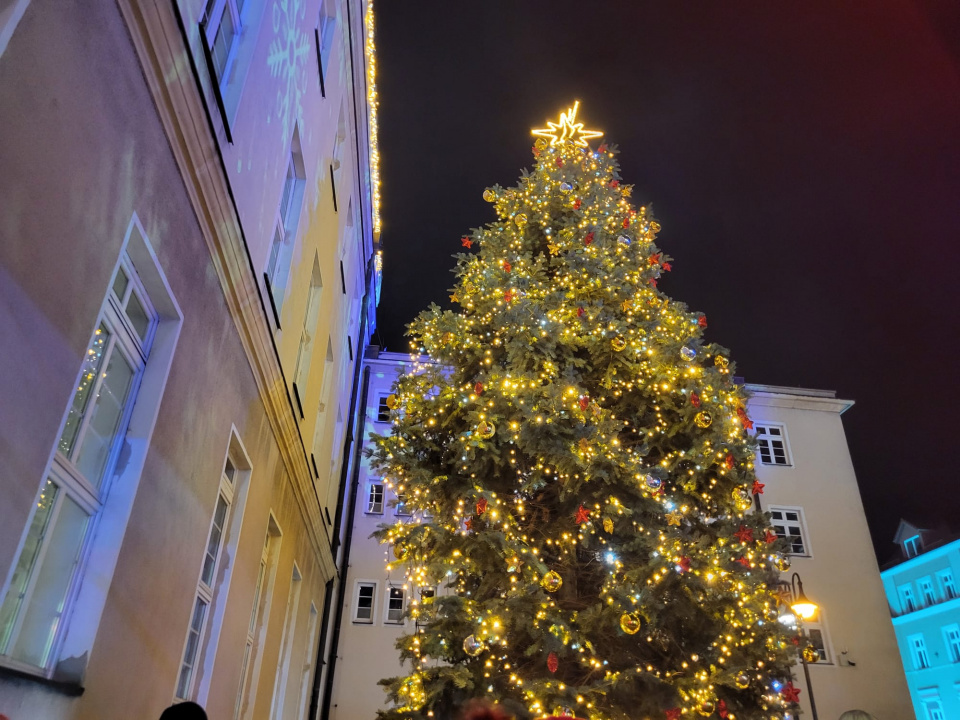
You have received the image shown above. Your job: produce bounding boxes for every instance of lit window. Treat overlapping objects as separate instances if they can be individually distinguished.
[316,0,337,82]
[938,569,958,600]
[0,252,156,671]
[201,0,244,86]
[919,577,937,607]
[904,535,922,558]
[900,584,918,614]
[909,634,931,670]
[385,586,405,624]
[265,132,306,317]
[755,423,791,466]
[769,507,809,555]
[354,582,376,624]
[292,262,323,411]
[366,483,384,515]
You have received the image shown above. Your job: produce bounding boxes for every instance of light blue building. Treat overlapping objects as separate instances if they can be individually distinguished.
[881,520,960,720]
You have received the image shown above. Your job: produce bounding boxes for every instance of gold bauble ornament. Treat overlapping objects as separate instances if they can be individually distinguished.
[506,557,521,573]
[732,486,753,511]
[803,644,820,664]
[697,700,716,716]
[534,137,548,150]
[393,544,408,561]
[694,411,713,428]
[514,213,528,226]
[776,555,792,572]
[482,189,496,202]
[735,672,750,689]
[541,571,563,593]
[650,221,662,234]
[619,612,642,635]
[714,355,730,369]
[385,393,398,410]
[603,517,614,533]
[463,634,484,657]
[611,336,627,352]
[477,420,496,439]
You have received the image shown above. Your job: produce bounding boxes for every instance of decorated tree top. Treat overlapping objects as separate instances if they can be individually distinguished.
[371,103,798,720]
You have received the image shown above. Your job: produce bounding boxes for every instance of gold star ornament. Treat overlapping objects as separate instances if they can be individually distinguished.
[666,511,683,526]
[532,101,603,148]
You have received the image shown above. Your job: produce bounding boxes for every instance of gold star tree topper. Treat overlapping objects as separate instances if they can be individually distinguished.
[532,101,603,147]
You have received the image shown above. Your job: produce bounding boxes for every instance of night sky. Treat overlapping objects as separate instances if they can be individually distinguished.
[372,1,960,560]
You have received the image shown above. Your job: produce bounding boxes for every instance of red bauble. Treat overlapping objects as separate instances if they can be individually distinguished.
[718,699,729,719]
[622,217,630,228]
[475,382,484,395]
[573,198,582,209]
[690,392,701,408]
[677,556,691,573]
[579,396,589,411]
[698,315,708,328]
[504,290,513,303]
[476,498,488,515]
[665,708,681,720]
[547,652,558,673]
[584,232,595,246]
[577,306,585,317]
[725,455,735,469]
[503,260,511,273]
[556,158,563,168]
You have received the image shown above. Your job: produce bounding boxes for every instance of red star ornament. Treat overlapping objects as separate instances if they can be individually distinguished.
[598,143,608,153]
[584,232,595,246]
[464,518,472,531]
[575,505,590,524]
[476,498,488,515]
[690,392,701,408]
[736,407,754,430]
[503,260,511,273]
[718,700,729,719]
[781,681,801,704]
[579,396,589,411]
[532,145,541,157]
[665,709,681,720]
[547,652,559,673]
[752,480,765,495]
[764,530,778,544]
[737,555,752,568]
[649,253,661,266]
[461,237,473,248]
[662,262,672,272]
[574,198,582,210]
[622,217,630,228]
[577,306,585,317]
[610,179,620,188]
[556,158,563,168]
[475,381,484,395]
[725,455,735,469]
[698,315,708,328]
[504,290,513,303]
[734,525,755,544]
[677,556,691,573]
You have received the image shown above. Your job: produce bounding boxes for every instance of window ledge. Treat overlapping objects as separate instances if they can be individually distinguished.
[0,662,84,697]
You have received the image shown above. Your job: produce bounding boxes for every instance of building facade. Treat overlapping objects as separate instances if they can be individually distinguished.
[0,0,379,718]
[881,522,960,720]
[328,367,912,720]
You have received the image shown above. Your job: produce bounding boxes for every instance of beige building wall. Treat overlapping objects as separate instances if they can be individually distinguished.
[748,385,912,720]
[0,0,378,718]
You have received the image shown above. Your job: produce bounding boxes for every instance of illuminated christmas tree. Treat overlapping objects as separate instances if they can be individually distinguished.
[372,103,799,720]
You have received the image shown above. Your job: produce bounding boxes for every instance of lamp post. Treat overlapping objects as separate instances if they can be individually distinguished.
[779,572,820,720]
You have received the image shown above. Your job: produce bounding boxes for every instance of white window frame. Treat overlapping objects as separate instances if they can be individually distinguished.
[904,534,922,558]
[394,492,410,517]
[375,394,391,423]
[769,505,811,557]
[384,585,406,625]
[365,482,384,515]
[0,216,180,681]
[900,584,918,614]
[938,569,958,600]
[353,581,377,624]
[910,633,931,670]
[293,259,323,405]
[921,692,945,720]
[316,0,337,81]
[919,576,937,608]
[943,625,960,663]
[754,422,792,467]
[201,0,243,90]
[265,129,306,319]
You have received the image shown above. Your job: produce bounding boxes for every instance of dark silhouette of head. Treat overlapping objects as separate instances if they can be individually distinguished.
[159,701,207,720]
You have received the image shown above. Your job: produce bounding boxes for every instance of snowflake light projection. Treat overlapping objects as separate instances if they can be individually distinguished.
[267,0,310,141]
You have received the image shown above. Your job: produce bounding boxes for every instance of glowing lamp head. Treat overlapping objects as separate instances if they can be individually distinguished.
[791,596,818,621]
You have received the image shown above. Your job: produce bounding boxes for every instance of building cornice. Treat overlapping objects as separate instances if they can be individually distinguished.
[891,595,960,626]
[881,537,960,576]
[745,384,855,415]
[115,0,334,579]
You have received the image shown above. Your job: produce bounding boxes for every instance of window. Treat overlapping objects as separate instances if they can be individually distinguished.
[353,582,376,623]
[176,450,242,700]
[755,424,791,466]
[943,625,960,663]
[0,251,157,672]
[769,507,809,555]
[315,0,337,87]
[904,535,922,558]
[395,493,409,516]
[366,483,384,514]
[293,260,323,411]
[376,394,391,423]
[900,584,918,614]
[295,602,320,719]
[265,131,306,319]
[235,516,282,720]
[385,586,405,624]
[938,569,958,600]
[923,698,945,720]
[269,565,302,720]
[919,577,937,607]
[419,587,436,602]
[201,0,243,87]
[805,627,829,663]
[909,634,931,670]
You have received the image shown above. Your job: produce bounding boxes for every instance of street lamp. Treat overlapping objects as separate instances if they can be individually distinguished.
[778,572,820,720]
